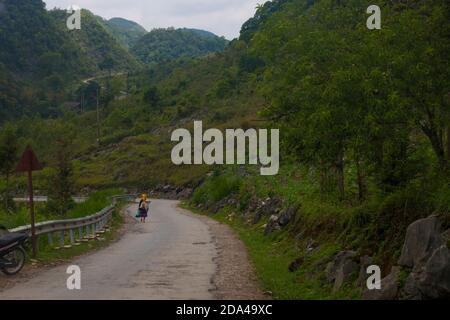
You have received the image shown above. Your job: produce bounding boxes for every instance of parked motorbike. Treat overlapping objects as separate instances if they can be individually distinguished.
[0,225,28,276]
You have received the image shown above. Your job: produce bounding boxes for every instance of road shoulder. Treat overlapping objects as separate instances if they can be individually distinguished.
[177,205,268,300]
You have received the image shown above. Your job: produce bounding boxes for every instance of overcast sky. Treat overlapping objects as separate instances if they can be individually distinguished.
[43,0,263,40]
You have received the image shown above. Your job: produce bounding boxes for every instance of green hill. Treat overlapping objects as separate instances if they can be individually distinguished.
[0,0,93,120]
[49,9,142,73]
[131,28,229,65]
[102,17,147,49]
[0,1,141,121]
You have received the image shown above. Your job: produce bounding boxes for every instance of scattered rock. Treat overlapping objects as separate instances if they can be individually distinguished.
[264,215,281,235]
[306,238,317,253]
[289,257,304,272]
[253,197,282,224]
[177,188,193,199]
[398,215,443,270]
[278,206,297,226]
[363,266,401,300]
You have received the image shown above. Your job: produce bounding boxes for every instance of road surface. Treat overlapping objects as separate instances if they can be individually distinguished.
[0,199,217,300]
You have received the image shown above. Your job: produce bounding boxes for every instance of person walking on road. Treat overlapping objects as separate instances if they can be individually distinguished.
[138,194,150,223]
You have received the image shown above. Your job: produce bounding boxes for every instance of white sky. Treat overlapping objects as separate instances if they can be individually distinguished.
[43,0,264,40]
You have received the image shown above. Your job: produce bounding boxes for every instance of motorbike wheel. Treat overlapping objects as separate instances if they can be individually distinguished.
[1,246,26,276]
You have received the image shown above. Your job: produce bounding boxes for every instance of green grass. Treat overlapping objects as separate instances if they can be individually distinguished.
[65,188,122,219]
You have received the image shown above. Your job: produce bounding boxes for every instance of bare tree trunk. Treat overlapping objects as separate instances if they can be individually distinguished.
[96,87,100,146]
[4,172,10,211]
[335,150,345,199]
[421,123,445,167]
[356,157,366,201]
[447,127,450,162]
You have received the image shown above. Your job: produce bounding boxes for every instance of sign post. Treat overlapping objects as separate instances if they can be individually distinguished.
[15,145,43,258]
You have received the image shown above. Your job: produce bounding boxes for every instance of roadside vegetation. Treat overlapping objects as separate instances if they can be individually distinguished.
[0,189,121,229]
[186,165,449,299]
[0,189,126,271]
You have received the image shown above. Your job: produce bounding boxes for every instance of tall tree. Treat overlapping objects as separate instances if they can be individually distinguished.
[47,138,75,216]
[0,124,18,211]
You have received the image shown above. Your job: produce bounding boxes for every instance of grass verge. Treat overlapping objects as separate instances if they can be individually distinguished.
[184,203,361,300]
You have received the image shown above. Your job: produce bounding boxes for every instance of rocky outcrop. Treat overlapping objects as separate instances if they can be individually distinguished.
[264,215,281,235]
[356,255,374,287]
[249,197,282,224]
[363,266,401,300]
[325,251,358,291]
[398,215,443,270]
[364,215,450,300]
[401,245,450,300]
[264,206,297,236]
[396,215,450,300]
[150,185,193,200]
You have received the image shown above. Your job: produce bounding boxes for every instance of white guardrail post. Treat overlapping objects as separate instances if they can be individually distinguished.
[9,194,137,252]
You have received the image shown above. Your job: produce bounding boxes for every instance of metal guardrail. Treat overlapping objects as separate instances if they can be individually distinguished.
[9,194,137,250]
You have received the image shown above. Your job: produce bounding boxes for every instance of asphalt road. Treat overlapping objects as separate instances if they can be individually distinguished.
[0,199,217,300]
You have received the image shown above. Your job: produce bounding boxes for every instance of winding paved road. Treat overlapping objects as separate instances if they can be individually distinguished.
[0,199,217,300]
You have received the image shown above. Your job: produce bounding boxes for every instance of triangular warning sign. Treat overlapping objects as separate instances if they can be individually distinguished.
[15,145,43,172]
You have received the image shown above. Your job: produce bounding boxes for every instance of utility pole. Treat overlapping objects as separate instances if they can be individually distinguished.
[96,87,100,146]
[80,92,84,113]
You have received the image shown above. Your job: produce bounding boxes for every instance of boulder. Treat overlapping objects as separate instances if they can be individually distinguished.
[325,251,358,291]
[357,255,374,287]
[289,257,304,272]
[334,259,358,291]
[401,273,423,300]
[416,246,450,299]
[363,266,401,300]
[252,197,281,224]
[278,206,297,227]
[264,215,281,235]
[398,215,443,270]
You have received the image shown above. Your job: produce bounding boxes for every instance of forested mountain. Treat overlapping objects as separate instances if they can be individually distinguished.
[49,9,142,72]
[0,1,141,121]
[131,28,228,65]
[101,17,147,49]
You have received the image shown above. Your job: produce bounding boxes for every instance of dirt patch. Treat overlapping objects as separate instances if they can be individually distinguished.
[178,207,268,300]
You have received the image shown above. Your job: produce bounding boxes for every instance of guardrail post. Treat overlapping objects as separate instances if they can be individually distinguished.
[48,233,53,246]
[69,229,75,245]
[78,227,83,241]
[59,231,64,248]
